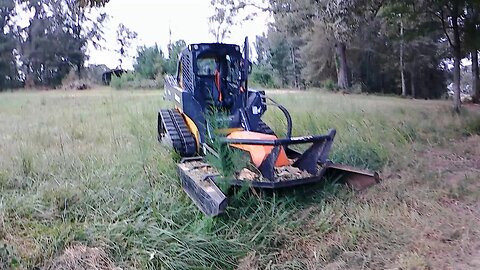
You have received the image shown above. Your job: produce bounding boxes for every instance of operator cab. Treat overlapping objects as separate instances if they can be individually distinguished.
[196,54,242,109]
[176,43,244,114]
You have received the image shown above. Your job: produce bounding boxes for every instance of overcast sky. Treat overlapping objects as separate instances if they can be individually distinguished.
[86,0,272,69]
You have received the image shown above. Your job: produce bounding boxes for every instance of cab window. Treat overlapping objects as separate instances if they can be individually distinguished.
[225,55,240,84]
[197,58,216,76]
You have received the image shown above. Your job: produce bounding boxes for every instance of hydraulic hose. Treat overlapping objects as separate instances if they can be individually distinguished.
[265,97,292,139]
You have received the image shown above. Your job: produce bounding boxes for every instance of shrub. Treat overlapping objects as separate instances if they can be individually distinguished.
[350,82,366,94]
[322,79,337,91]
[251,66,277,88]
[61,69,95,90]
[110,72,163,90]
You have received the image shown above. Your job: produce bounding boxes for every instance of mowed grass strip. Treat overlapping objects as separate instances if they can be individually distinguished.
[0,88,479,269]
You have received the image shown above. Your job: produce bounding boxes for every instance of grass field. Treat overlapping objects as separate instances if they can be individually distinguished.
[1,88,480,269]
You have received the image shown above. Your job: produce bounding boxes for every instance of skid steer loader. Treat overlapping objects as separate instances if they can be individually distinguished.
[158,37,381,216]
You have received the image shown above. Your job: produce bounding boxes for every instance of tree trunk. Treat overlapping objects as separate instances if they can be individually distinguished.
[452,8,462,112]
[335,42,350,90]
[77,63,82,79]
[472,50,479,103]
[400,19,406,96]
[290,47,299,89]
[410,68,416,98]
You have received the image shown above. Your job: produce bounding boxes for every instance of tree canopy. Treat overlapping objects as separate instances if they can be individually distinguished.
[0,0,108,89]
[213,0,480,109]
[133,40,187,80]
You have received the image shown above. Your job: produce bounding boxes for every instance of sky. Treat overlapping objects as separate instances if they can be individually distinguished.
[86,0,272,70]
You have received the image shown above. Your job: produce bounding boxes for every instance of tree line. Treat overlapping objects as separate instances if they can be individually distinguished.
[0,0,109,89]
[133,40,186,80]
[109,40,188,90]
[0,0,186,90]
[211,0,480,111]
[3,0,479,112]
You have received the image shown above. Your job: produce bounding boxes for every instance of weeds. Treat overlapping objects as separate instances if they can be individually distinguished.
[322,79,337,91]
[0,242,21,269]
[203,108,250,178]
[0,89,479,269]
[464,113,480,135]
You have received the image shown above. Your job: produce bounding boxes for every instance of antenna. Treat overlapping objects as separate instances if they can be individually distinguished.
[243,36,250,107]
[169,24,172,45]
[168,21,172,56]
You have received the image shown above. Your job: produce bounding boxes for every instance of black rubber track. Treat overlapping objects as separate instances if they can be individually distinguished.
[158,109,197,157]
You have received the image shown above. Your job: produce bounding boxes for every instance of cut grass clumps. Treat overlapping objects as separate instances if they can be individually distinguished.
[43,244,117,270]
[396,252,430,270]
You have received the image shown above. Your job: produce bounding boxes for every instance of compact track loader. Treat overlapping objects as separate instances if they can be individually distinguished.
[158,38,381,216]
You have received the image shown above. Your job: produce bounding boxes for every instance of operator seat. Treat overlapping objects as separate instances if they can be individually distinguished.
[196,57,234,114]
[214,58,234,110]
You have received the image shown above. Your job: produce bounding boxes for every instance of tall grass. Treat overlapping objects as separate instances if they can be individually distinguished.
[0,89,479,269]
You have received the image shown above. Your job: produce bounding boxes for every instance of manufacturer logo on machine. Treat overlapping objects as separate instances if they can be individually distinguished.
[252,106,262,115]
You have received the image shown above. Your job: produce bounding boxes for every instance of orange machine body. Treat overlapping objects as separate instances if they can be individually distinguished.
[227,131,290,168]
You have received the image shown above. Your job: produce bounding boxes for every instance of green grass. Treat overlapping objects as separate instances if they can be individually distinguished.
[0,88,479,269]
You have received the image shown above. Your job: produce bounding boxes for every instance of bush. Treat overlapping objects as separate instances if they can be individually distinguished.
[322,79,337,91]
[61,69,94,90]
[251,65,277,88]
[350,82,366,94]
[110,72,163,90]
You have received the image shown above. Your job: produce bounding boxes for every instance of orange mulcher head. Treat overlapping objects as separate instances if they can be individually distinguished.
[227,131,290,168]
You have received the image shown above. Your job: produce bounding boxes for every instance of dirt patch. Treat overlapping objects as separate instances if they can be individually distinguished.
[417,135,480,192]
[235,135,480,270]
[457,248,480,270]
[420,135,480,168]
[402,135,480,269]
[235,251,259,270]
[464,102,480,112]
[43,244,118,270]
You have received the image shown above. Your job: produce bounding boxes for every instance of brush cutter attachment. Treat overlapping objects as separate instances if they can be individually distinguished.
[177,158,227,216]
[177,128,381,216]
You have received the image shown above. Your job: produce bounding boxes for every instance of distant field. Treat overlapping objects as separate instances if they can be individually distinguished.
[1,88,480,269]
